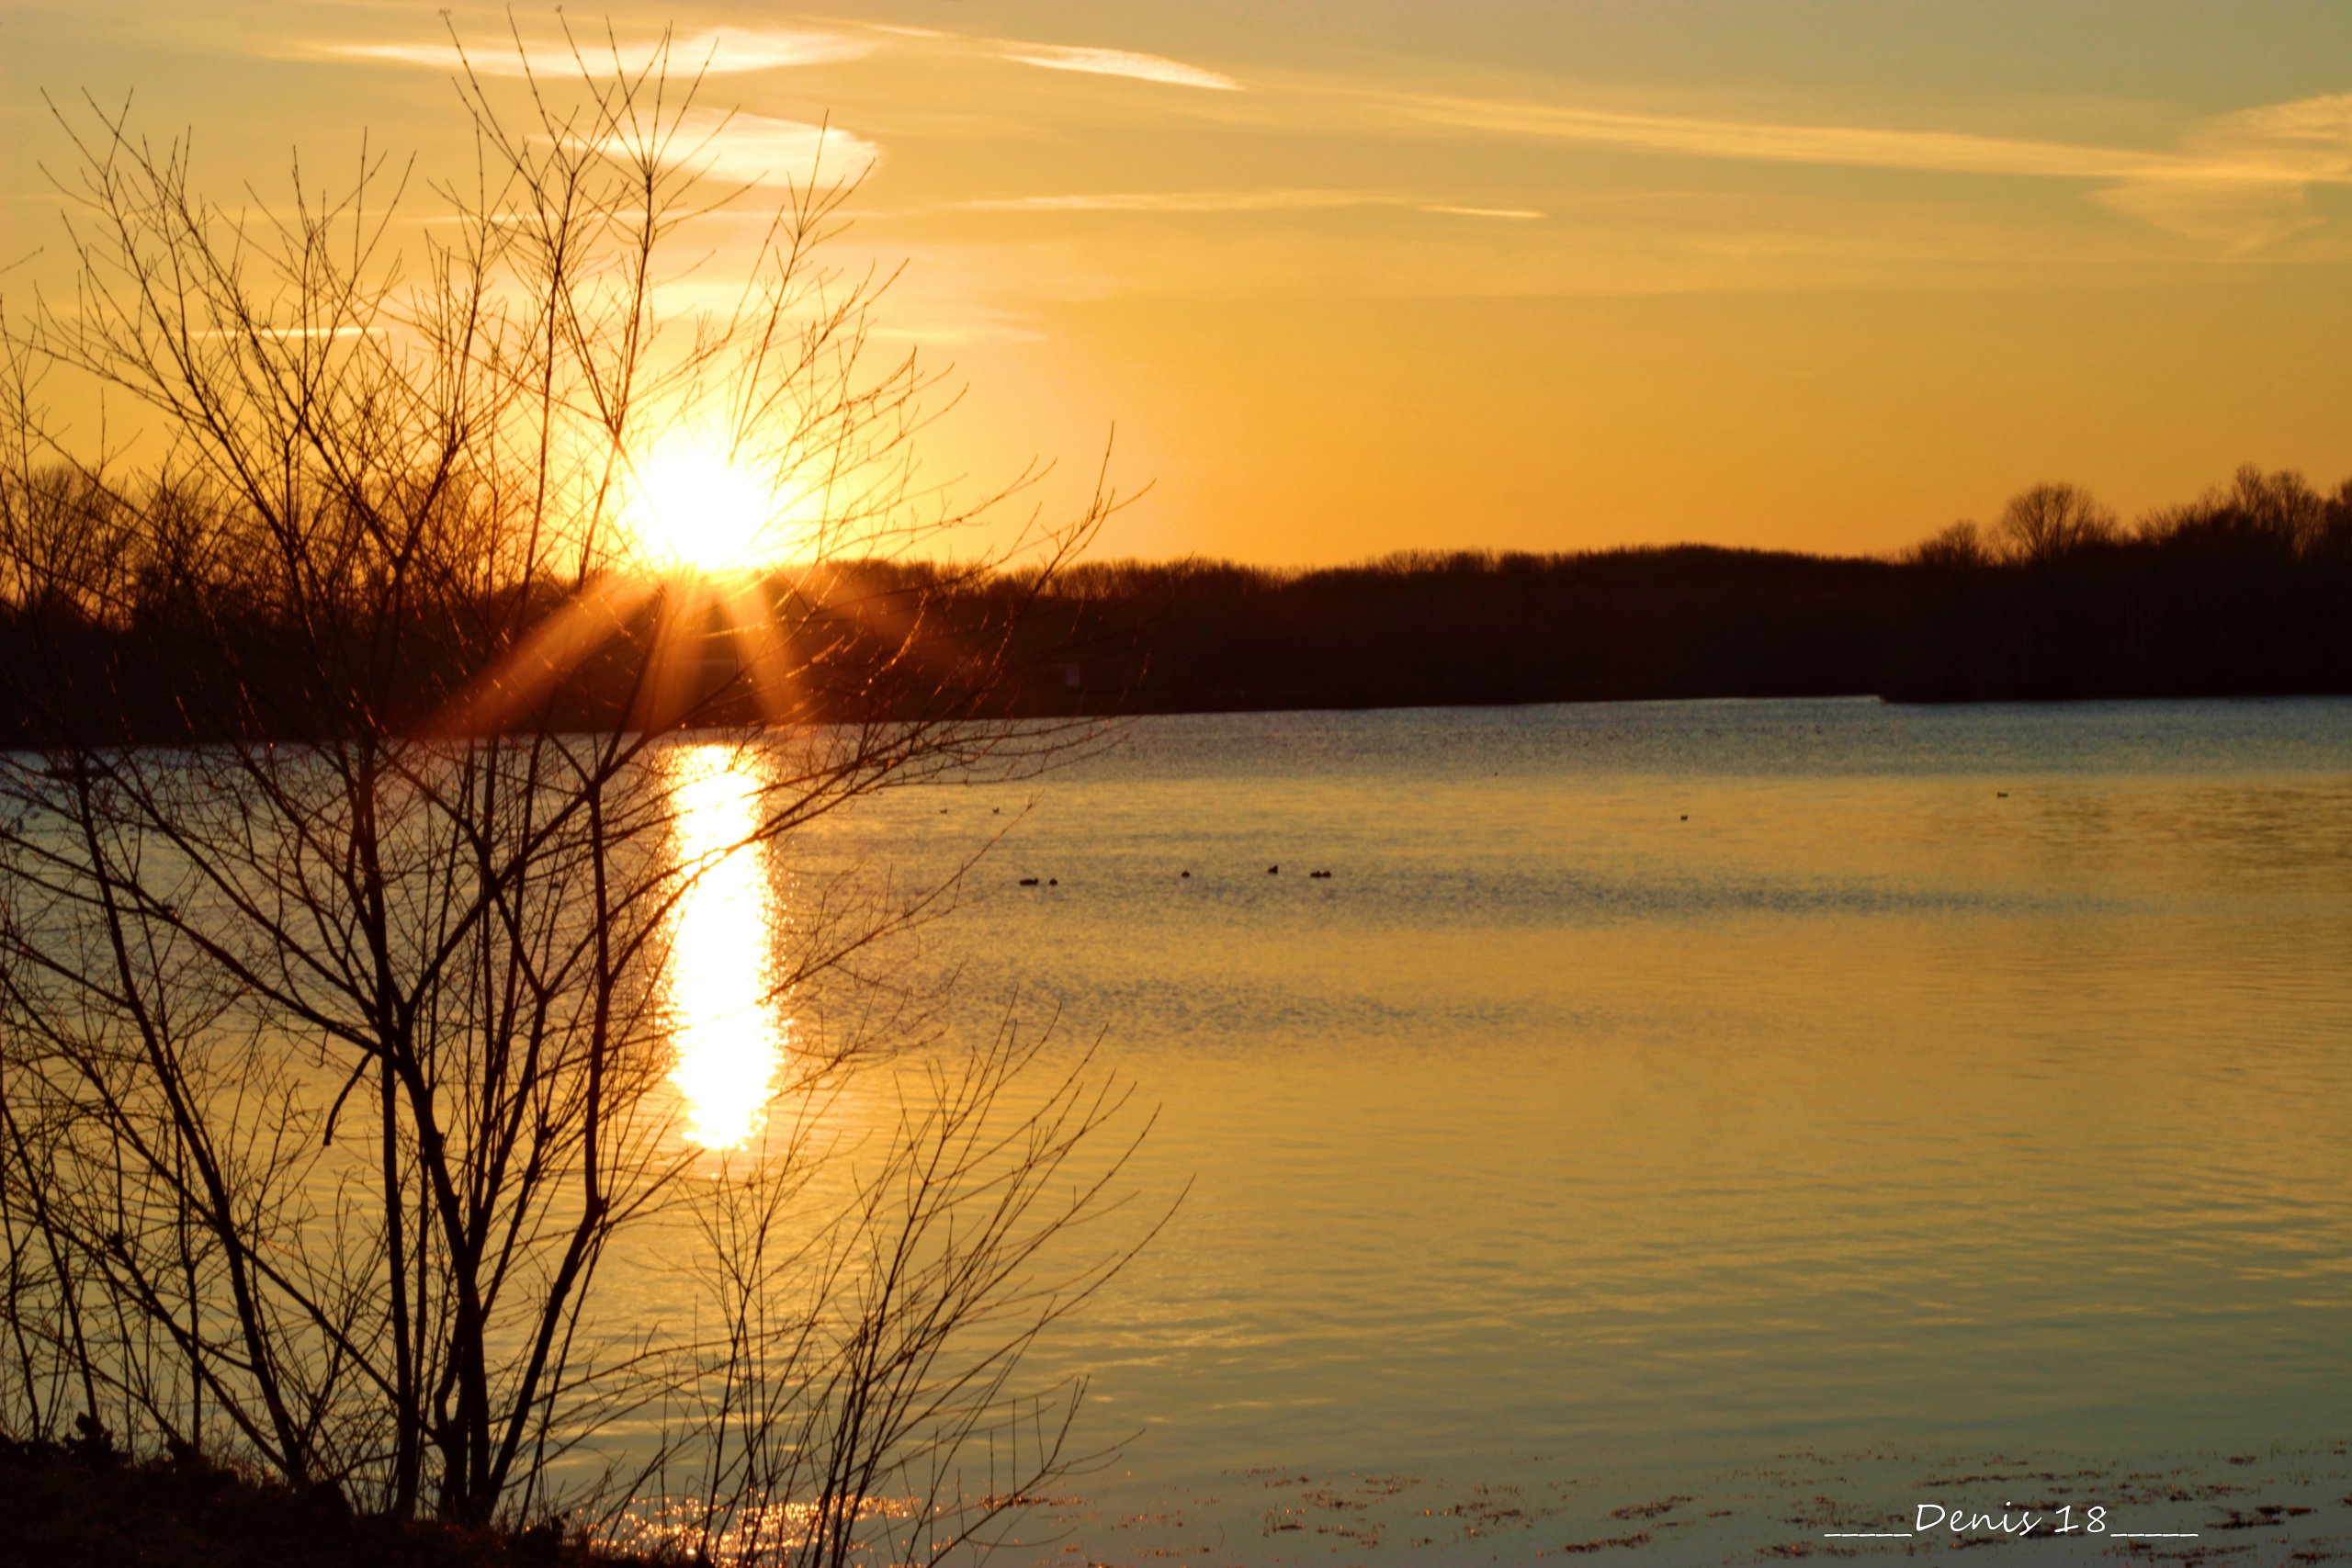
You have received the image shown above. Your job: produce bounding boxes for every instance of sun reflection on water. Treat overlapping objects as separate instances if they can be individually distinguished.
[663,745,786,1148]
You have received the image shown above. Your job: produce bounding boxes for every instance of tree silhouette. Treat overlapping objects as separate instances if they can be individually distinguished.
[1992,481,2119,566]
[0,28,1154,1560]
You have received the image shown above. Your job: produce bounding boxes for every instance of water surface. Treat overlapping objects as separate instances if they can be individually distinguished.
[679,697,2352,1560]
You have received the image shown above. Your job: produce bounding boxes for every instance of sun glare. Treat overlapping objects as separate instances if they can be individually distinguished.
[628,446,793,575]
[665,746,786,1149]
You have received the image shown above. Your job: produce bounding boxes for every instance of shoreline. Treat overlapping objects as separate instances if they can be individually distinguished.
[0,1438,663,1568]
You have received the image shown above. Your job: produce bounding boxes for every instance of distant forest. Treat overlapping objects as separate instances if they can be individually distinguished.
[5,461,2349,740]
[1066,463,2352,712]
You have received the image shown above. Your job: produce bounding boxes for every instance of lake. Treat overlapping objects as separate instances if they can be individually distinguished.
[696,695,2352,1561]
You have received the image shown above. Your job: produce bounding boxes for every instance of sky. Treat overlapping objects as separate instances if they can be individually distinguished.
[5,0,2351,563]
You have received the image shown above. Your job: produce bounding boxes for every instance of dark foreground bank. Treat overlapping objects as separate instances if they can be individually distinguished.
[0,1438,663,1568]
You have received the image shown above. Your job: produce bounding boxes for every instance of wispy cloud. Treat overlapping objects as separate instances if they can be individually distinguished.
[2090,177,2315,251]
[946,190,1545,221]
[1420,205,1546,220]
[1401,95,2187,181]
[2108,92,2352,249]
[321,19,1236,96]
[598,110,881,187]
[993,42,1239,92]
[322,27,872,79]
[2203,92,2352,175]
[958,189,1385,215]
[1398,90,2352,251]
[191,325,379,340]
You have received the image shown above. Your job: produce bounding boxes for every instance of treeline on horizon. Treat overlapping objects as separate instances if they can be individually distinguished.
[5,461,2350,740]
[1074,462,2352,711]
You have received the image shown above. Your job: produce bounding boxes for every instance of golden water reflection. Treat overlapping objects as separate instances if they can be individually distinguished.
[663,746,785,1148]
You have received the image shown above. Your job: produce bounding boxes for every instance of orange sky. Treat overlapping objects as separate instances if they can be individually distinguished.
[5,0,2350,562]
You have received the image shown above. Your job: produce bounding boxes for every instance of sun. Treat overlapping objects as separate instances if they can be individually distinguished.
[626,445,794,575]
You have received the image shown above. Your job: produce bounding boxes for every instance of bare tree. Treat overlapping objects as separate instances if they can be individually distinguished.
[2136,463,2333,558]
[1905,519,1991,570]
[1991,481,2118,566]
[0,24,1151,1556]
